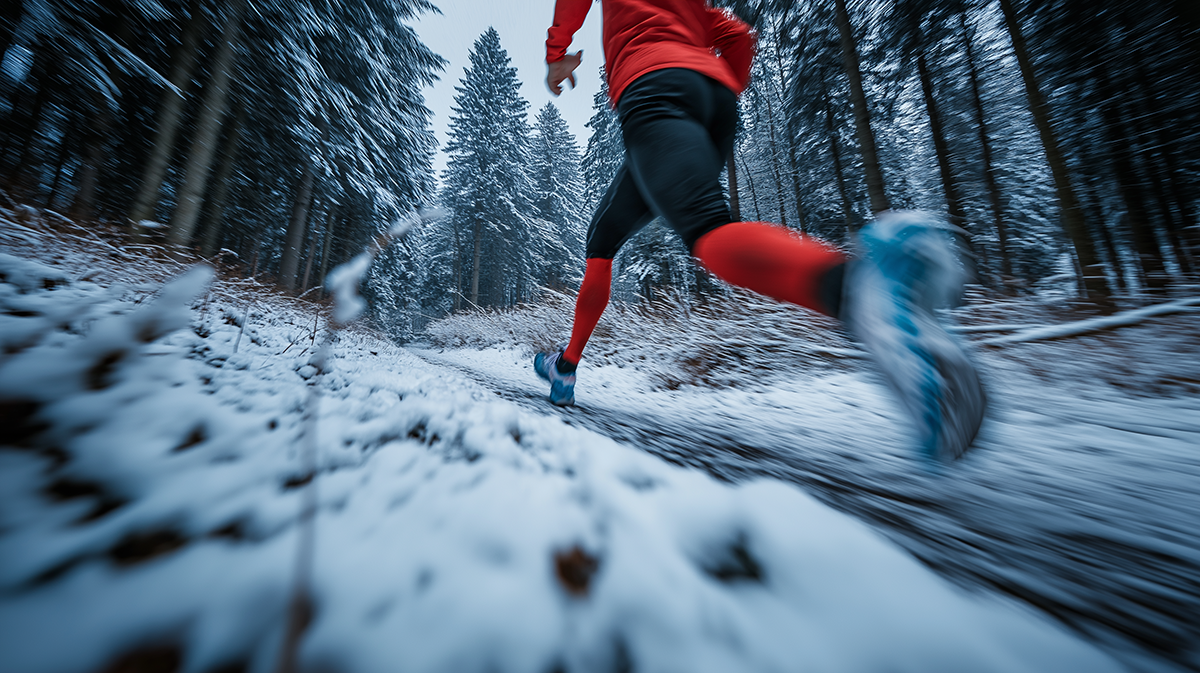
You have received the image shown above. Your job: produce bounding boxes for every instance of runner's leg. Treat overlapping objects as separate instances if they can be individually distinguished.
[618,69,847,315]
[560,163,654,368]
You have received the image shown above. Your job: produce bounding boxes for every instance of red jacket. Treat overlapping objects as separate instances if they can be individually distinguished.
[546,0,756,104]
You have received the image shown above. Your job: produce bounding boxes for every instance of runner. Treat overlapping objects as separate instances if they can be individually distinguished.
[535,0,985,461]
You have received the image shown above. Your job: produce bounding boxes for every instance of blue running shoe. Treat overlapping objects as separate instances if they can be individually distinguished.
[534,350,576,407]
[847,210,986,462]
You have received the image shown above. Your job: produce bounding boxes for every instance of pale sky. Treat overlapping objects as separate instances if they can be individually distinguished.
[412,1,605,178]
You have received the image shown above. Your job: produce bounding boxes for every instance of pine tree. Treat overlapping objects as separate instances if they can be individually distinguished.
[580,69,623,213]
[226,0,442,299]
[832,0,890,214]
[441,28,537,309]
[165,0,246,248]
[127,0,207,234]
[530,102,586,290]
[997,0,1107,299]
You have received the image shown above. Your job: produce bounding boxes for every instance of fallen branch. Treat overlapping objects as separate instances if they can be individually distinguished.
[979,297,1200,346]
[950,323,1039,334]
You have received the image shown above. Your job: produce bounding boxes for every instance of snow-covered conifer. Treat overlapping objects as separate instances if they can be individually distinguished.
[530,102,586,291]
[580,71,624,213]
[439,28,539,309]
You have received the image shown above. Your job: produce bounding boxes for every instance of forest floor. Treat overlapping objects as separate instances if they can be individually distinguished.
[1,204,1198,673]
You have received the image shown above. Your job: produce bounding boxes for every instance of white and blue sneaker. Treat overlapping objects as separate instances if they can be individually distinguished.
[534,350,576,407]
[847,210,986,462]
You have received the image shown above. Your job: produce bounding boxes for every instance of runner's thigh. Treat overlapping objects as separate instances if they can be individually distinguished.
[585,162,655,259]
[617,69,736,251]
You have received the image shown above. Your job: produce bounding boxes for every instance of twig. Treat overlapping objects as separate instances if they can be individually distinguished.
[274,210,430,673]
[232,302,252,354]
[275,331,327,673]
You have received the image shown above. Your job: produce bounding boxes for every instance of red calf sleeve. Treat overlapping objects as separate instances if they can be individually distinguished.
[563,258,613,364]
[693,221,846,314]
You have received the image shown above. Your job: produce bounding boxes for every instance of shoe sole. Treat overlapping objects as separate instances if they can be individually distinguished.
[909,323,986,461]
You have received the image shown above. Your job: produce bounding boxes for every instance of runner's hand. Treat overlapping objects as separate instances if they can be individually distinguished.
[547,51,583,96]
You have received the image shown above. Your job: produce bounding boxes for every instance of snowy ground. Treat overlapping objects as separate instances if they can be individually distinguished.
[0,209,1196,673]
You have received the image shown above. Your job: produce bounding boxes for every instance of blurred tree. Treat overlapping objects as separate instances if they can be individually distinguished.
[580,69,622,214]
[196,101,244,257]
[997,0,1108,299]
[127,0,207,234]
[955,2,1012,281]
[165,0,244,247]
[832,0,890,214]
[891,0,967,236]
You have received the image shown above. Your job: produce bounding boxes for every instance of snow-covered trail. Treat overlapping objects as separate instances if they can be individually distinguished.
[416,331,1200,672]
[0,216,1187,673]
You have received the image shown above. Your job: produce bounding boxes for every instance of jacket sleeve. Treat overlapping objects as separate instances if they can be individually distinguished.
[546,0,592,63]
[709,8,756,92]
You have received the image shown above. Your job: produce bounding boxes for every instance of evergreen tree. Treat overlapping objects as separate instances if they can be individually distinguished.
[7,0,1196,310]
[232,0,442,295]
[530,101,586,290]
[0,0,444,319]
[997,0,1107,299]
[580,69,623,213]
[441,28,537,309]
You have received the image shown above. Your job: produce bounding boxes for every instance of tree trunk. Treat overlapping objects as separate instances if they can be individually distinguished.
[726,153,741,221]
[72,15,135,221]
[998,0,1108,300]
[785,138,807,233]
[1078,168,1126,292]
[1097,78,1165,291]
[770,24,807,232]
[5,47,56,187]
[819,71,854,237]
[278,115,326,291]
[70,86,112,220]
[757,85,789,227]
[128,0,208,232]
[165,0,244,248]
[452,215,462,311]
[44,119,77,208]
[959,9,1012,281]
[916,50,967,235]
[470,219,483,307]
[318,205,339,293]
[832,0,889,214]
[300,235,316,294]
[1128,63,1194,275]
[738,153,762,220]
[1135,137,1191,277]
[278,159,317,290]
[1159,148,1200,273]
[197,103,245,257]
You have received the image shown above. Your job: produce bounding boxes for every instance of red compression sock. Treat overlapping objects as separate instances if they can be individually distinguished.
[563,257,613,365]
[692,221,846,315]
